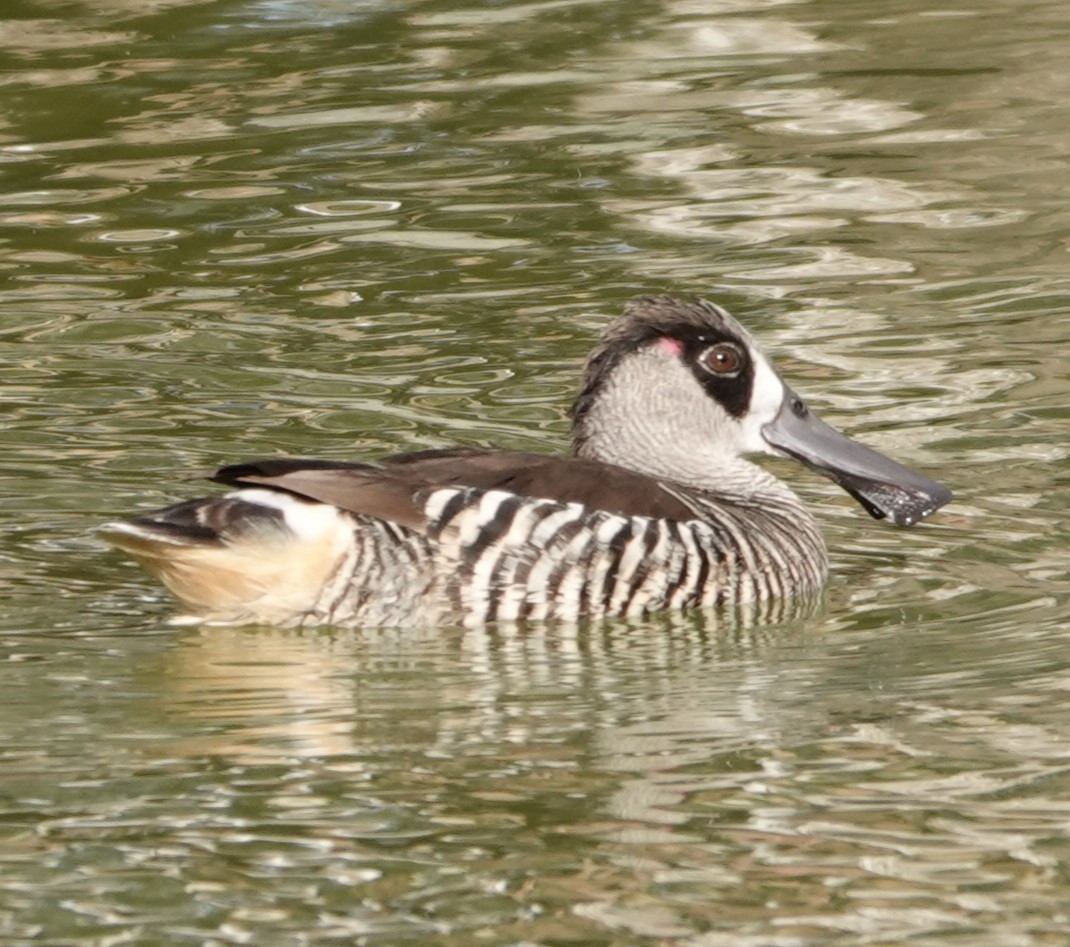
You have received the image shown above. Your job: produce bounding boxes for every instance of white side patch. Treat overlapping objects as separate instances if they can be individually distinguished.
[228,488,347,542]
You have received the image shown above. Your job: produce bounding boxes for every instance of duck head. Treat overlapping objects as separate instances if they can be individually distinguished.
[571,295,952,525]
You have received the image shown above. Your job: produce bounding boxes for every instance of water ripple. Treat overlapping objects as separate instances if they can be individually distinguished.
[0,0,1069,944]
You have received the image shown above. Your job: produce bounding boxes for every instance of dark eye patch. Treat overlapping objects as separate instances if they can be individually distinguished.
[674,329,754,419]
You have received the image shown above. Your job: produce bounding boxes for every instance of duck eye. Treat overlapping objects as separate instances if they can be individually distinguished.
[700,343,743,376]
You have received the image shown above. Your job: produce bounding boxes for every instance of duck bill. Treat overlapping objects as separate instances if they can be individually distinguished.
[761,388,952,526]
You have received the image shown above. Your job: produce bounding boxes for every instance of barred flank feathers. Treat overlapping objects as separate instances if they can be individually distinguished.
[322,486,829,627]
[109,480,827,628]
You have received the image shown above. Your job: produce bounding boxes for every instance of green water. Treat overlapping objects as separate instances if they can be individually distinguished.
[2,0,1069,943]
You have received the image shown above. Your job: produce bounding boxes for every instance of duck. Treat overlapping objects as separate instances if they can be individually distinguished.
[103,295,952,628]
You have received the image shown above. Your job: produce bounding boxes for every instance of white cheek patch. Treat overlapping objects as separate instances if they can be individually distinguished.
[742,353,786,454]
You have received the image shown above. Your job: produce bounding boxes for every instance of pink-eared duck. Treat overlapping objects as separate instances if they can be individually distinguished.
[103,296,952,628]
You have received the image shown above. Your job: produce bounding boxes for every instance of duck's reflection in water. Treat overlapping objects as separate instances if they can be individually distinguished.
[157,593,824,770]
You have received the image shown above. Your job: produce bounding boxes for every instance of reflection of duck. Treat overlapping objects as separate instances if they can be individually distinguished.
[104,296,950,628]
[160,627,364,763]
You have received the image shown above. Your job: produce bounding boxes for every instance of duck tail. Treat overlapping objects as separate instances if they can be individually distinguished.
[100,490,353,624]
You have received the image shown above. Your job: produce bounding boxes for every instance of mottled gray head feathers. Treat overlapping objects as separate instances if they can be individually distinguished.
[570,295,758,454]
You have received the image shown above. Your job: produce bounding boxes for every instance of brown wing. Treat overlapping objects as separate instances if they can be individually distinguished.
[209,448,698,527]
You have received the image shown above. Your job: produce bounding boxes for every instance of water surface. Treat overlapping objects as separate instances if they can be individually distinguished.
[2,0,1069,944]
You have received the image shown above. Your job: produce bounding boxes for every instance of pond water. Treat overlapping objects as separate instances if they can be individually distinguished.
[2,0,1069,943]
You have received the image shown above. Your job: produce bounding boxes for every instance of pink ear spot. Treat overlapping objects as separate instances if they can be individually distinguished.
[653,336,684,357]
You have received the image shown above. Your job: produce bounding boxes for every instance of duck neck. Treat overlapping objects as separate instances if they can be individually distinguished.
[575,430,801,510]
[569,354,804,511]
